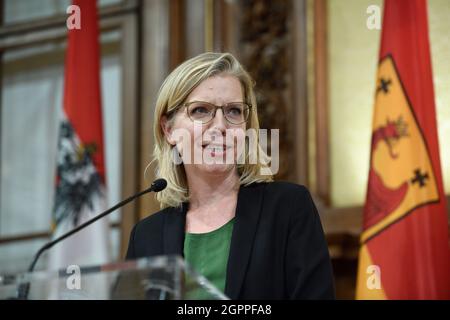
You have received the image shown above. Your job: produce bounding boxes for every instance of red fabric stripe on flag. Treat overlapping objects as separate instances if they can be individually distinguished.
[64,0,105,182]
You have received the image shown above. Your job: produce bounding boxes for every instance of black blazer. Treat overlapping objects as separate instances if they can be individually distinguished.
[126,181,335,300]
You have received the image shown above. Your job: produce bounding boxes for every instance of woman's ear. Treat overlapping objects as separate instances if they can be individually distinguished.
[161,115,176,145]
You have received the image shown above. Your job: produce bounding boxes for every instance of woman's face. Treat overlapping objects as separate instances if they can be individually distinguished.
[163,75,247,176]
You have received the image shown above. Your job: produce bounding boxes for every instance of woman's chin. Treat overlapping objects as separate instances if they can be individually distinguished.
[195,162,235,175]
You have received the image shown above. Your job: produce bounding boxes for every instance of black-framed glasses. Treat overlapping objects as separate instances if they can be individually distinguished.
[182,101,251,125]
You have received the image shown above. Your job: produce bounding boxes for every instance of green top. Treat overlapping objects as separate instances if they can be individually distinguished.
[184,218,235,297]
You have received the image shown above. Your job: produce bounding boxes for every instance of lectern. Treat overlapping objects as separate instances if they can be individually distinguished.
[0,255,228,300]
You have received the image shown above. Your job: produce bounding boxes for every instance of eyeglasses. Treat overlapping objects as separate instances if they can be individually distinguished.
[181,101,251,125]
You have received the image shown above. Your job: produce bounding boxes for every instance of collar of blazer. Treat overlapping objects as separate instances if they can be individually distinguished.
[162,182,267,299]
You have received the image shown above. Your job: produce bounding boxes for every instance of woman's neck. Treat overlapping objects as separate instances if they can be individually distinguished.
[184,167,240,232]
[185,167,240,209]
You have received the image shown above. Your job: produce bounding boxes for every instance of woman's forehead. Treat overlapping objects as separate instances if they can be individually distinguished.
[186,75,243,103]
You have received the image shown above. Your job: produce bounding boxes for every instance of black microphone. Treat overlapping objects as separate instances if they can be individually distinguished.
[16,178,167,299]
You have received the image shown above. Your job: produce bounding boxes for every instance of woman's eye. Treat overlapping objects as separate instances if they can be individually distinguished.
[191,106,210,114]
[228,107,242,115]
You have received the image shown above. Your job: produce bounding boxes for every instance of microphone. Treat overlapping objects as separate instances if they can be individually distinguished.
[16,178,167,299]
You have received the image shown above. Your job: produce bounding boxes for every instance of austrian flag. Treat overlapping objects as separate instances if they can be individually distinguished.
[49,0,110,271]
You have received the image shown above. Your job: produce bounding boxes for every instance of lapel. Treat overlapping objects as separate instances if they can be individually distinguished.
[162,202,187,255]
[161,184,266,299]
[224,183,265,299]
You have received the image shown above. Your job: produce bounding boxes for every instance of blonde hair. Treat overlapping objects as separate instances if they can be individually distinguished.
[152,52,273,208]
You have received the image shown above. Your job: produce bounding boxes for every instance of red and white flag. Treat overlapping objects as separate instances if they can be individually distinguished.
[49,0,110,271]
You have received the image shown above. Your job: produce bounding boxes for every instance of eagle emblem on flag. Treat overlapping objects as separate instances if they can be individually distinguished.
[53,119,103,228]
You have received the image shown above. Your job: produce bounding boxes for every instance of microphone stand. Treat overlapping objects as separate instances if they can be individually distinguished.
[16,179,166,299]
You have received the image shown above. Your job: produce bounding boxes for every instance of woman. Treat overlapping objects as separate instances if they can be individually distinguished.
[126,52,335,300]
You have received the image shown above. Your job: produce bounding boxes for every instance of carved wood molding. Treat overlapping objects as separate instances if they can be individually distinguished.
[238,0,295,181]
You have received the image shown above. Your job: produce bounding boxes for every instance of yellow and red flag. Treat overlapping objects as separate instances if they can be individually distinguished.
[356,0,450,299]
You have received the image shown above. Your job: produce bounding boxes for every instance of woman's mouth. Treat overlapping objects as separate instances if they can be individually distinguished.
[202,144,229,158]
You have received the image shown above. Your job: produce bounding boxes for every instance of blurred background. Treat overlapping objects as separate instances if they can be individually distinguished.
[0,0,449,299]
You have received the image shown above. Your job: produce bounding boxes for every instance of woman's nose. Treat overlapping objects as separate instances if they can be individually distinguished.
[210,108,228,132]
